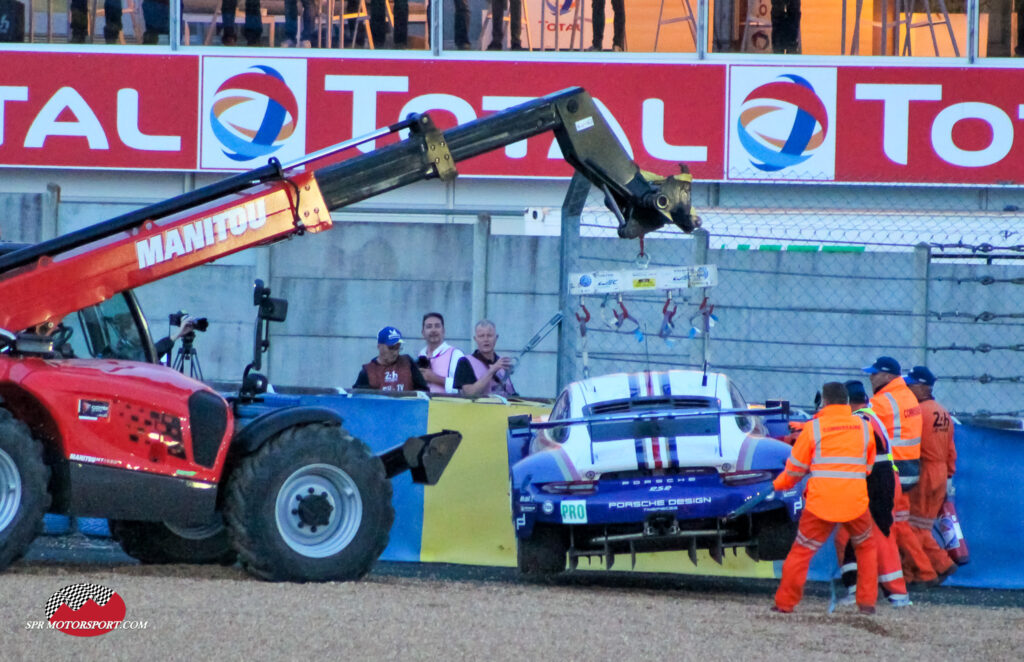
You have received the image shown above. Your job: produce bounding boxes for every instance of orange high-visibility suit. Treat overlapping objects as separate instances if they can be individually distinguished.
[836,407,909,603]
[773,404,878,612]
[907,396,957,578]
[870,378,936,583]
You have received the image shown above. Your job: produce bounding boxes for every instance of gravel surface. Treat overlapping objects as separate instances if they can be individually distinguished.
[1,536,1021,661]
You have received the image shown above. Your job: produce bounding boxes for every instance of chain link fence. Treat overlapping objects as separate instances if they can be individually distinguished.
[557,177,1024,417]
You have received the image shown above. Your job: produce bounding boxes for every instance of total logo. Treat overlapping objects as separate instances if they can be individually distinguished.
[201,57,307,170]
[728,66,837,180]
[545,0,575,15]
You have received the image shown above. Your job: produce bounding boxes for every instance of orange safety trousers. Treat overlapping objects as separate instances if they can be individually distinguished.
[837,522,908,598]
[908,462,954,577]
[892,485,937,582]
[776,509,877,611]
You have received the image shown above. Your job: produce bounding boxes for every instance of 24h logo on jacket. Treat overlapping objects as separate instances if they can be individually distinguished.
[201,58,307,170]
[727,66,837,181]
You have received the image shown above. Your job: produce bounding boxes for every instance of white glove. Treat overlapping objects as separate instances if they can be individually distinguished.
[946,477,955,497]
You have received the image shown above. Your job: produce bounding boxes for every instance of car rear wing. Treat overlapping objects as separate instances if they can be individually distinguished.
[510,401,791,432]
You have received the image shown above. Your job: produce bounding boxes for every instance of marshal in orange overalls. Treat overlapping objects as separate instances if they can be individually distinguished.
[773,404,878,612]
[907,395,957,579]
[870,376,937,583]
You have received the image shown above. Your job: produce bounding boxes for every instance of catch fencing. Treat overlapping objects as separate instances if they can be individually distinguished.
[557,176,1024,417]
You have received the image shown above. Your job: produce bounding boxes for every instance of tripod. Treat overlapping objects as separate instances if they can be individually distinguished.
[171,332,204,381]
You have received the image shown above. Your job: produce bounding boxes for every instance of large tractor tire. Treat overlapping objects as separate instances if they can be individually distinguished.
[0,409,50,571]
[224,423,394,582]
[109,519,236,565]
[517,524,568,577]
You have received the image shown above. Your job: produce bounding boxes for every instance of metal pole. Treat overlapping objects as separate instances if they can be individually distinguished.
[472,213,491,334]
[556,172,589,391]
[171,0,181,48]
[914,242,931,368]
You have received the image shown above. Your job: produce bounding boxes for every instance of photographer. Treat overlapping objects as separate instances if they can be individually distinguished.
[353,326,429,392]
[417,312,464,394]
[157,312,207,364]
[453,320,517,397]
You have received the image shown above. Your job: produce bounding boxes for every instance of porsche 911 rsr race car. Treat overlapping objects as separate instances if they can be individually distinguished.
[507,370,805,576]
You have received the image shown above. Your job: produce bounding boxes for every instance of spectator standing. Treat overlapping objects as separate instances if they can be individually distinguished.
[590,0,624,52]
[487,0,522,50]
[142,0,169,44]
[451,0,471,49]
[353,326,429,392]
[418,312,464,395]
[371,0,407,48]
[863,355,937,587]
[772,382,878,614]
[453,320,517,397]
[905,366,958,585]
[835,380,911,608]
[283,0,319,46]
[221,0,263,45]
[71,0,122,43]
[771,0,800,53]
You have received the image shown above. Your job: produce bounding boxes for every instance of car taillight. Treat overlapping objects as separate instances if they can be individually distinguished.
[722,470,773,486]
[539,481,598,495]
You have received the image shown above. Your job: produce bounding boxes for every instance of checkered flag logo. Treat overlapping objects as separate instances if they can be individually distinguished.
[46,583,115,619]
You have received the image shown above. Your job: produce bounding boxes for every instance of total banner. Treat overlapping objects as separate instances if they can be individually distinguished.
[3,51,1024,186]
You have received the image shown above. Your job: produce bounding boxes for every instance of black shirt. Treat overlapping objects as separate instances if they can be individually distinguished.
[453,350,517,395]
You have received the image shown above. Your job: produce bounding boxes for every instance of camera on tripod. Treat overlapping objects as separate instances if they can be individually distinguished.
[169,311,209,333]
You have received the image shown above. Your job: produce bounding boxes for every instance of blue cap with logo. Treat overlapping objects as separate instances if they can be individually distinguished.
[377,326,403,347]
[905,365,937,386]
[862,356,901,376]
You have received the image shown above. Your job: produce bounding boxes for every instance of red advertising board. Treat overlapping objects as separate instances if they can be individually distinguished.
[0,53,199,170]
[2,50,1024,186]
[301,58,726,181]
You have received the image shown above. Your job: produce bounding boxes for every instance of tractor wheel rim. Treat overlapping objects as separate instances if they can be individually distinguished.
[0,448,23,533]
[275,463,362,558]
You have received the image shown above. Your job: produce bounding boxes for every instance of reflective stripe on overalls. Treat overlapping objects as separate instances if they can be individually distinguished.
[809,418,871,481]
[883,393,920,487]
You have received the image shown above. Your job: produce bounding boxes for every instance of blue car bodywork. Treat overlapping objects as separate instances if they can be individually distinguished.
[507,370,805,574]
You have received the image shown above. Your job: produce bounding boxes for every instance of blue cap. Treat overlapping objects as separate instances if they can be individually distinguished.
[377,326,403,347]
[844,380,868,403]
[905,365,937,386]
[863,356,901,376]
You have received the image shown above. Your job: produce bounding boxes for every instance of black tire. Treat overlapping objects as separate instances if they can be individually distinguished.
[517,524,568,576]
[747,510,798,562]
[109,519,236,565]
[224,423,393,582]
[0,409,50,571]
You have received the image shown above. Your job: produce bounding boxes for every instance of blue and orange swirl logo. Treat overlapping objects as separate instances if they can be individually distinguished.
[737,74,828,172]
[209,65,298,162]
[545,0,575,15]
